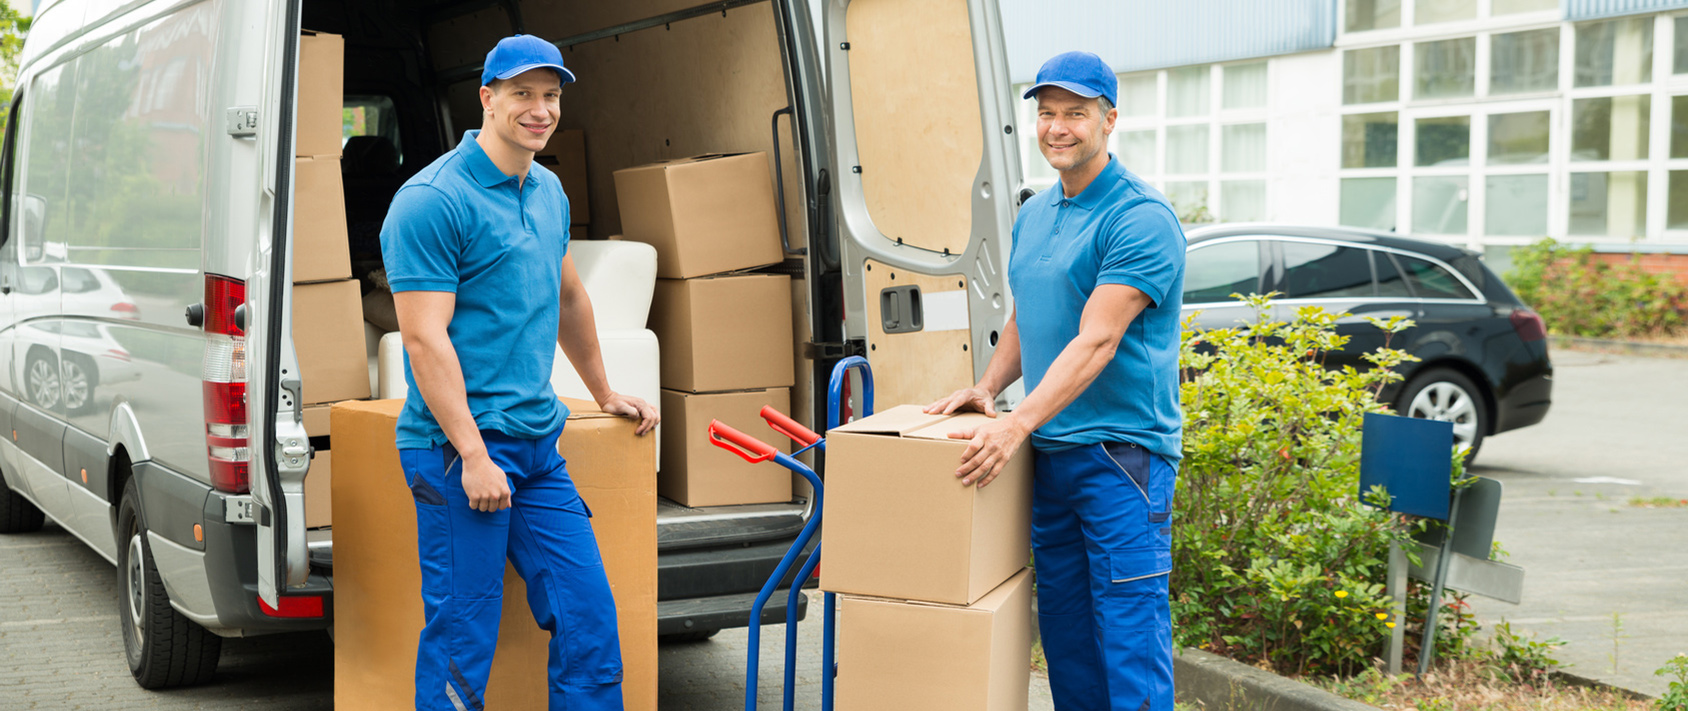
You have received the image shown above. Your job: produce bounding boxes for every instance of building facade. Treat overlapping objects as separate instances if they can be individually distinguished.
[1006,0,1688,266]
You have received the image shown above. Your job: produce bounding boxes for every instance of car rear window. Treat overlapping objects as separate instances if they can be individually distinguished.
[1397,255,1477,300]
[1374,252,1413,297]
[1281,242,1374,299]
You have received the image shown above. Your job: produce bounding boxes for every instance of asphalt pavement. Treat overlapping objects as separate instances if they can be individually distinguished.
[1467,347,1688,696]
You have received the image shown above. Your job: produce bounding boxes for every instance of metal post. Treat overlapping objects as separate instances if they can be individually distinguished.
[1417,487,1464,676]
[1385,541,1408,675]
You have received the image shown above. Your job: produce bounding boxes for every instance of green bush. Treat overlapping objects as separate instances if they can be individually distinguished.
[1658,654,1688,711]
[1506,238,1688,339]
[1174,295,1472,677]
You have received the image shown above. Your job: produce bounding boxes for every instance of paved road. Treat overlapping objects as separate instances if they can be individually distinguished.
[1468,348,1688,696]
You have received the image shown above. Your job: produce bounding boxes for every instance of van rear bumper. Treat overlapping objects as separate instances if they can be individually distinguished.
[200,493,333,636]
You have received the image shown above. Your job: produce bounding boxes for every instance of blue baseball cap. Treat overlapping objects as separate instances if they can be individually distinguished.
[1021,51,1117,107]
[481,34,576,87]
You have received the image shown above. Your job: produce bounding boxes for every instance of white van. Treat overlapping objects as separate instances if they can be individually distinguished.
[0,0,1021,688]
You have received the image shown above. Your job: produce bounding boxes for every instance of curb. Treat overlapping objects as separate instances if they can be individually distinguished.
[1552,335,1688,359]
[1174,648,1380,711]
[1550,670,1655,702]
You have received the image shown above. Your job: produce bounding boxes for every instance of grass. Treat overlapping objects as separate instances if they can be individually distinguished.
[1317,657,1652,711]
[1629,495,1688,509]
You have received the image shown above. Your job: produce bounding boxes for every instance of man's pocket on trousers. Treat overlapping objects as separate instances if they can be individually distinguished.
[1101,442,1172,523]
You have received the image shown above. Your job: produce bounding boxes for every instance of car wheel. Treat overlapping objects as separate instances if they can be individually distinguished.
[61,356,96,415]
[116,477,221,688]
[660,629,721,644]
[1397,368,1488,462]
[0,466,45,533]
[25,351,60,410]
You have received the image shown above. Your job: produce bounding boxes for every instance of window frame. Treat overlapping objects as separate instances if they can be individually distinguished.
[0,87,25,251]
[1256,235,1486,305]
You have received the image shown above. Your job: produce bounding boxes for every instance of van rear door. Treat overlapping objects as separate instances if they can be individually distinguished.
[821,0,1022,409]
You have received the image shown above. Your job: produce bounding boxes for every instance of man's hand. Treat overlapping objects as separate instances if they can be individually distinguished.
[462,455,512,512]
[599,391,660,436]
[925,386,999,417]
[948,414,1031,488]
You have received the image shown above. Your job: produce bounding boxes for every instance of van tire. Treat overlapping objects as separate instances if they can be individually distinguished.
[116,477,220,688]
[0,466,45,533]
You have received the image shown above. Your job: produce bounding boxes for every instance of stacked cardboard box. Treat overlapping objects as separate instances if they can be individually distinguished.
[536,129,591,226]
[819,405,1036,711]
[615,153,794,507]
[294,30,367,529]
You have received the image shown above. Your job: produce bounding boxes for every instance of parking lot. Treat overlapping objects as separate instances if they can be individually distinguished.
[2,345,1682,706]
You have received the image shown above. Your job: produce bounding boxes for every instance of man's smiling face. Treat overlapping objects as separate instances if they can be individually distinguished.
[1036,86,1114,175]
[481,68,562,155]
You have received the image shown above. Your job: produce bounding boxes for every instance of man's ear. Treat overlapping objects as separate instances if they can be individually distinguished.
[479,84,495,113]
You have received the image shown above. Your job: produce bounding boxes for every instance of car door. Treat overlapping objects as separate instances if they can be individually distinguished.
[1181,237,1269,332]
[1268,239,1417,372]
[822,0,1021,410]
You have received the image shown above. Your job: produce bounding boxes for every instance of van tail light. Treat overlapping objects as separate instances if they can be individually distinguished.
[110,302,140,319]
[203,275,249,494]
[1509,308,1547,343]
[257,594,323,618]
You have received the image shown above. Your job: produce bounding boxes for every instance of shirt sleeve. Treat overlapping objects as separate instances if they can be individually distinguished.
[380,185,462,293]
[1095,200,1185,307]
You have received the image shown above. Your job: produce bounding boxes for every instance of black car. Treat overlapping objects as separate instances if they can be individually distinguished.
[1180,224,1552,460]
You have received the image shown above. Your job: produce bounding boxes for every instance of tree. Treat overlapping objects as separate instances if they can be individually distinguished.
[0,1,33,130]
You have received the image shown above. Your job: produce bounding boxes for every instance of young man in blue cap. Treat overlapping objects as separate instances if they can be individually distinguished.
[929,50,1185,710]
[381,34,658,711]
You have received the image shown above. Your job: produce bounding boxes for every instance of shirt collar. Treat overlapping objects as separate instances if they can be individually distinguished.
[456,130,518,189]
[1059,153,1124,211]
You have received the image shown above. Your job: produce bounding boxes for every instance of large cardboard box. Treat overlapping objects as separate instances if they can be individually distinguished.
[612,153,782,278]
[302,404,331,438]
[820,405,1033,606]
[649,274,793,393]
[537,129,589,225]
[293,280,371,405]
[835,569,1033,711]
[331,398,657,711]
[297,30,344,158]
[304,450,332,529]
[659,387,792,507]
[293,156,351,283]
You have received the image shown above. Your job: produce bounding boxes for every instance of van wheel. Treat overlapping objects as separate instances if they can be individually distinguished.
[25,351,61,410]
[1397,368,1488,463]
[61,355,96,415]
[116,477,220,688]
[0,466,45,533]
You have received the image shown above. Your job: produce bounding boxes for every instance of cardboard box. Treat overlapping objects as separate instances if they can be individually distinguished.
[304,450,332,529]
[659,388,793,507]
[332,398,657,711]
[293,156,351,283]
[293,280,372,405]
[835,569,1033,711]
[537,129,589,225]
[649,274,793,392]
[819,405,1032,606]
[612,153,782,279]
[302,404,331,438]
[297,30,344,158]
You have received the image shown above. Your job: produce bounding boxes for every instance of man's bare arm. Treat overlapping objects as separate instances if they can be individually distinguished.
[393,290,510,511]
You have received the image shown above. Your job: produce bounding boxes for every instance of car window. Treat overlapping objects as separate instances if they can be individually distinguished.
[343,95,402,165]
[1397,255,1477,300]
[1280,242,1374,299]
[1374,252,1413,297]
[60,267,101,293]
[18,266,57,294]
[1184,240,1260,304]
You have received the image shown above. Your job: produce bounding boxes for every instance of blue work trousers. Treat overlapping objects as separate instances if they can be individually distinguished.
[399,426,623,711]
[1033,441,1176,711]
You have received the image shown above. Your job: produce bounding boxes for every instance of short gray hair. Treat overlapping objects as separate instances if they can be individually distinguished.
[1097,96,1114,116]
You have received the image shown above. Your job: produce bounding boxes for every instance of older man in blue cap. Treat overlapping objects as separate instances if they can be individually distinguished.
[381,34,658,710]
[929,50,1185,710]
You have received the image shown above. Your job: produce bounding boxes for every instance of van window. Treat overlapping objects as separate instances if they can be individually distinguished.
[343,95,402,169]
[1281,241,1375,299]
[1398,254,1477,300]
[1184,240,1260,304]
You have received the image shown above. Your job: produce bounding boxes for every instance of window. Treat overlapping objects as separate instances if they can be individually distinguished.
[343,95,404,167]
[1118,130,1156,174]
[1397,255,1476,300]
[1569,171,1648,238]
[1343,112,1399,168]
[1375,253,1413,297]
[1168,66,1210,118]
[1166,125,1209,174]
[1223,62,1267,110]
[1491,29,1559,95]
[1166,181,1210,216]
[1345,46,1401,104]
[1416,0,1475,25]
[1492,0,1556,13]
[1184,241,1260,303]
[1414,176,1469,234]
[1119,74,1157,117]
[1672,96,1688,159]
[1488,112,1550,165]
[1222,123,1267,173]
[1416,37,1477,100]
[1487,175,1549,236]
[1572,95,1651,162]
[1677,17,1688,75]
[1281,242,1375,299]
[1669,171,1688,230]
[1345,0,1401,32]
[1222,181,1267,221]
[1341,178,1398,230]
[1575,18,1653,88]
[1417,116,1471,167]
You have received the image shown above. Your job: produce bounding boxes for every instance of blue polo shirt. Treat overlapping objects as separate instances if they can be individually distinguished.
[380,131,571,449]
[1009,155,1186,462]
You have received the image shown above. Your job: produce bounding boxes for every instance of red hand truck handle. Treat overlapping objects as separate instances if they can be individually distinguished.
[708,420,778,463]
[760,406,820,447]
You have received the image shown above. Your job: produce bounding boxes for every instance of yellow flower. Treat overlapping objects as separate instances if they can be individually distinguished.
[1375,612,1389,620]
[1335,590,1349,599]
[1386,622,1396,629]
